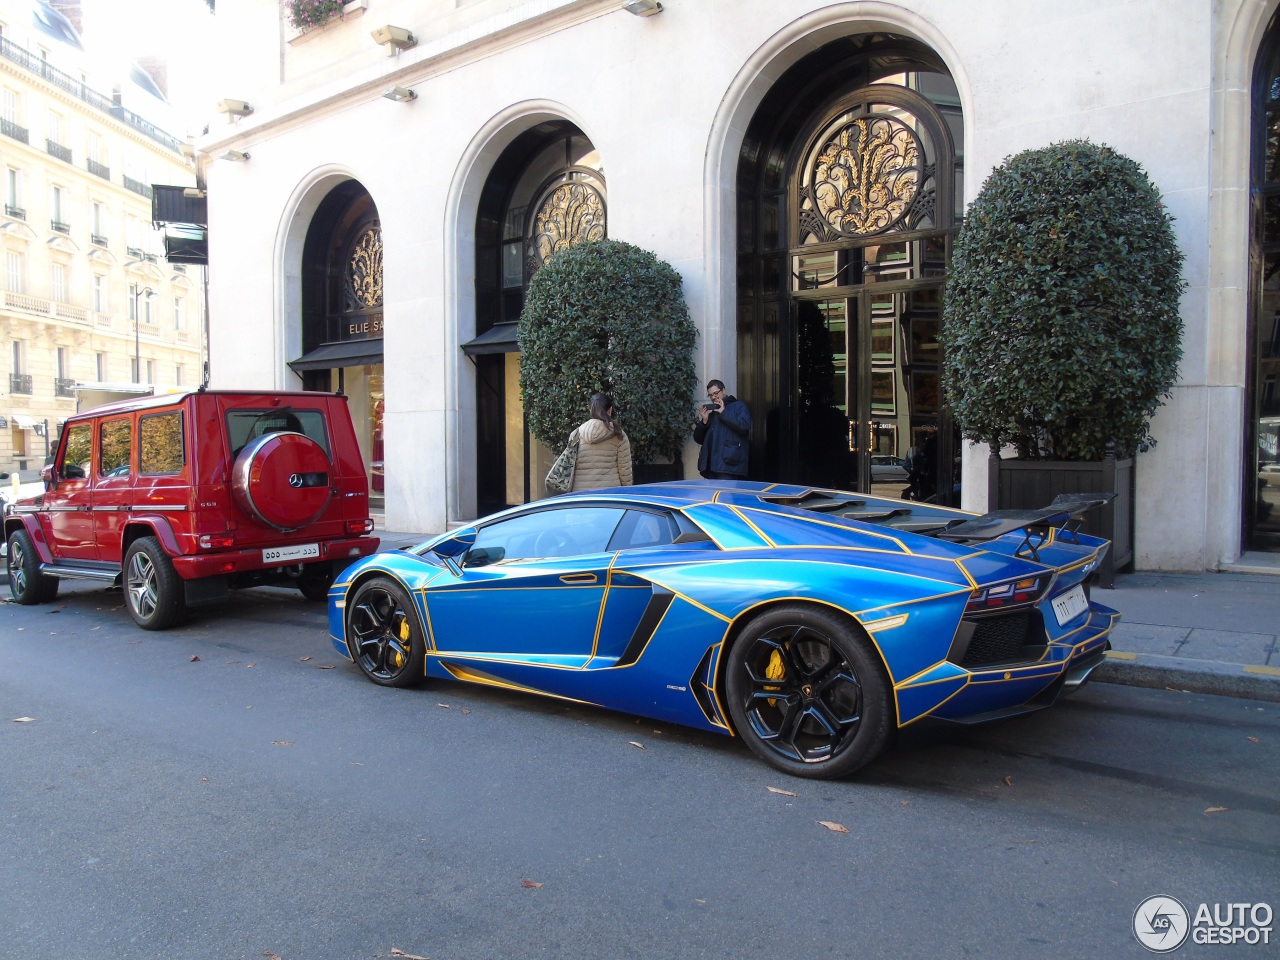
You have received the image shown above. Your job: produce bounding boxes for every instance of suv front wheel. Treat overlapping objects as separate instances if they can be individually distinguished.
[7,528,59,604]
[124,536,185,630]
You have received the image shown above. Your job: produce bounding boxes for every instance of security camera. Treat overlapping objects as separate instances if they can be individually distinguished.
[370,24,416,49]
[216,99,253,116]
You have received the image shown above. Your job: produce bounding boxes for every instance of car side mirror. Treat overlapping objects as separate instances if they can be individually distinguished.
[41,463,56,489]
[431,530,476,559]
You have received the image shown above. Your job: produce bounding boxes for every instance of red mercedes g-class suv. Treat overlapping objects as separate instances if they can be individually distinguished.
[4,389,378,629]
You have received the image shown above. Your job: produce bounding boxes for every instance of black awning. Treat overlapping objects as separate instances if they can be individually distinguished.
[288,340,384,372]
[460,323,521,356]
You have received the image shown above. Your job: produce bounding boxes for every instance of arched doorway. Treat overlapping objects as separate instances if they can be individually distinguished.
[464,120,606,515]
[288,181,384,507]
[1249,11,1280,551]
[737,34,962,502]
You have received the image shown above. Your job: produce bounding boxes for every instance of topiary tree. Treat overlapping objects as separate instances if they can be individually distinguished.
[518,239,697,464]
[941,139,1186,461]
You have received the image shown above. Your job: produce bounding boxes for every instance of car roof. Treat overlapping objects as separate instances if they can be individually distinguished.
[68,389,347,419]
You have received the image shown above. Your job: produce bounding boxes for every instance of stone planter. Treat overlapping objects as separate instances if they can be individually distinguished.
[633,461,682,485]
[987,447,1134,588]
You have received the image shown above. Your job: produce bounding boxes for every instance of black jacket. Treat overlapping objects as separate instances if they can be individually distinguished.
[693,395,751,477]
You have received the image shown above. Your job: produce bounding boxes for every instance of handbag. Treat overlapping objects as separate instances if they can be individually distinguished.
[545,429,580,494]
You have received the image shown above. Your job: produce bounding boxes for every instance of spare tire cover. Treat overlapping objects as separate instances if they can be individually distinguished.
[231,432,332,531]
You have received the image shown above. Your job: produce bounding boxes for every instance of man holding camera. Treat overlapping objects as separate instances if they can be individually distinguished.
[694,379,752,480]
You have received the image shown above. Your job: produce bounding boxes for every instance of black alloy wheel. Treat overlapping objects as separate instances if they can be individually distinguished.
[347,577,426,687]
[725,604,891,779]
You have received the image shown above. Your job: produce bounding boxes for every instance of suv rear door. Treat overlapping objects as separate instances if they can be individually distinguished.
[91,414,135,562]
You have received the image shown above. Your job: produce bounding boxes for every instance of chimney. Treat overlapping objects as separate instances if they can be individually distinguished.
[136,56,169,99]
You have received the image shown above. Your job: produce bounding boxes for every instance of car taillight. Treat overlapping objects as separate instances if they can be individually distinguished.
[346,518,375,535]
[966,575,1046,613]
[198,533,235,549]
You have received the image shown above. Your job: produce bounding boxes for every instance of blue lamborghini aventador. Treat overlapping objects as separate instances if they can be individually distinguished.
[327,480,1118,779]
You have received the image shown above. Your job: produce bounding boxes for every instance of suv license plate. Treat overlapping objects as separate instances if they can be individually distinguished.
[263,543,320,564]
[1051,584,1089,626]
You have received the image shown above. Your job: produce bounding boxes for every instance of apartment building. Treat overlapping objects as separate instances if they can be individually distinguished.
[1,0,202,474]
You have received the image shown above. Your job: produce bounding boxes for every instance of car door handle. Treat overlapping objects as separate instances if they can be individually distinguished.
[560,573,597,584]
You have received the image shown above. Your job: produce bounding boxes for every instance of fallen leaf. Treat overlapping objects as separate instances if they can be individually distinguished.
[520,879,543,889]
[1247,737,1260,743]
[272,740,295,747]
[189,655,201,662]
[263,953,284,960]
[388,950,430,959]
[818,820,849,834]
[201,777,209,782]
[300,656,312,662]
[437,703,451,709]
[316,664,335,670]
[766,786,797,797]
[460,708,471,715]
[899,800,912,806]
[694,898,706,906]
[246,662,256,668]
[1203,806,1228,816]
[628,741,645,750]
[1003,776,1014,786]
[348,760,364,766]
[12,717,37,723]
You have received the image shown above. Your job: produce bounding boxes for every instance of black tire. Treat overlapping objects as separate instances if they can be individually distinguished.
[7,529,59,604]
[296,566,335,602]
[725,603,891,779]
[346,576,426,687]
[124,537,186,630]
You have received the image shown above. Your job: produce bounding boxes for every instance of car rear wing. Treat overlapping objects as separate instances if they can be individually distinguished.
[936,493,1116,560]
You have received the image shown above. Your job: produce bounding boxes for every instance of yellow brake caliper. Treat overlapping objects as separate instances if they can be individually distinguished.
[391,614,410,669]
[765,649,785,707]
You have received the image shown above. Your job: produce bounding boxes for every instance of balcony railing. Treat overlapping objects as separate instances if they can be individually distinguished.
[92,233,109,247]
[46,139,72,163]
[0,36,181,154]
[5,204,25,220]
[122,176,152,199]
[54,377,76,398]
[9,373,33,395]
[126,246,144,259]
[51,219,70,235]
[87,158,110,180]
[1,117,28,144]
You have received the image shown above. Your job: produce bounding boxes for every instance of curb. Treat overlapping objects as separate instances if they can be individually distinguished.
[1095,651,1280,704]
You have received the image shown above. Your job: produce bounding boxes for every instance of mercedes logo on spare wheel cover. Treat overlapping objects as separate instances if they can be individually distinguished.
[288,473,303,488]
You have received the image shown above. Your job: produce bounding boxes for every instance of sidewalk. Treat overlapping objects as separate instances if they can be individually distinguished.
[370,523,1280,704]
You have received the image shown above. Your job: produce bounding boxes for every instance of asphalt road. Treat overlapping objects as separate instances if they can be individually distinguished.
[2,580,1277,960]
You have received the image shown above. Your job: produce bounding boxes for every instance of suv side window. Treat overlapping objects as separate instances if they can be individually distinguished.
[60,423,93,480]
[99,418,132,477]
[226,408,331,458]
[140,411,185,475]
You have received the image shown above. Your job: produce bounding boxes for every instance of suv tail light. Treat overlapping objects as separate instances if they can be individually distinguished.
[199,533,236,550]
[966,575,1046,614]
[347,518,375,535]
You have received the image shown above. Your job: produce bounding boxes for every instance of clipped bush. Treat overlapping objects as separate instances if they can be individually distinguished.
[941,140,1186,460]
[518,239,697,464]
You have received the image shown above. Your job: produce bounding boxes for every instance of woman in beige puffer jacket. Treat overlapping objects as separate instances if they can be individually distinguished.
[570,393,633,491]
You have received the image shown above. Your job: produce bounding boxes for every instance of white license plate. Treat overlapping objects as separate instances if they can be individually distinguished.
[263,543,320,564]
[1051,584,1089,626]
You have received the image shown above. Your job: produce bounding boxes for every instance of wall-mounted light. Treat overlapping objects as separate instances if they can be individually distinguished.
[370,24,416,53]
[382,85,416,102]
[220,149,250,162]
[216,98,253,117]
[622,0,663,15]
